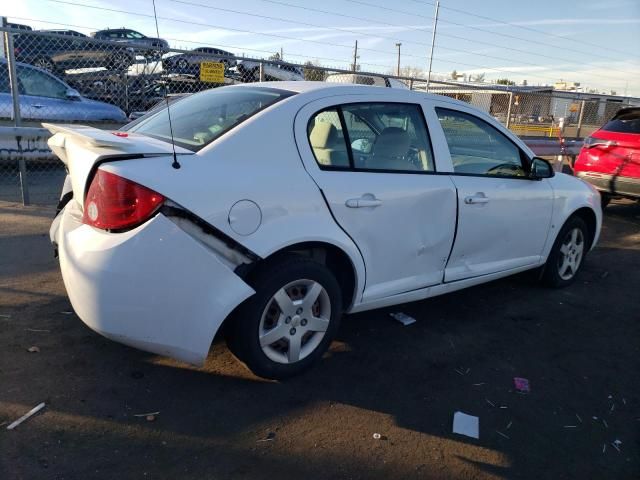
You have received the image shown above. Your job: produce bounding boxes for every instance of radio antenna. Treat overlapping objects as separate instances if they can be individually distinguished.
[151,0,181,169]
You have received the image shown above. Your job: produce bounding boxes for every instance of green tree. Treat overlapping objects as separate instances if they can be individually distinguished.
[303,61,327,81]
[496,78,515,86]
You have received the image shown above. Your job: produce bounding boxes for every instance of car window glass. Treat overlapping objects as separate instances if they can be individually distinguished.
[0,68,10,93]
[307,109,350,168]
[343,103,434,172]
[127,31,144,39]
[17,66,67,99]
[128,87,291,151]
[436,108,525,177]
[602,111,640,134]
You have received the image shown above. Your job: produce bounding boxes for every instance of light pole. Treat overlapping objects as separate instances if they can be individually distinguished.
[395,42,402,76]
[426,0,440,89]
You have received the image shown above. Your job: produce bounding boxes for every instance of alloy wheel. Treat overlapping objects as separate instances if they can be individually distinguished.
[557,227,584,281]
[258,279,331,364]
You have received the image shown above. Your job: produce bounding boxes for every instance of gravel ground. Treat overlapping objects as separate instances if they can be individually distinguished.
[0,199,638,480]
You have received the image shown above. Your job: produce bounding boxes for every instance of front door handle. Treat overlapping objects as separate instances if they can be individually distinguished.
[346,196,383,208]
[464,193,489,205]
[33,104,44,108]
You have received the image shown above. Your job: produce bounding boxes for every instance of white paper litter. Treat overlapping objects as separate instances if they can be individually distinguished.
[453,411,479,439]
[389,312,416,326]
[6,402,46,430]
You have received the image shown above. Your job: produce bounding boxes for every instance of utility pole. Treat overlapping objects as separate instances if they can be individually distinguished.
[395,42,401,76]
[352,40,358,72]
[426,0,440,90]
[280,47,283,61]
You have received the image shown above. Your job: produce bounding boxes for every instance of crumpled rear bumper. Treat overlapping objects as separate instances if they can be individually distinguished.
[55,205,255,365]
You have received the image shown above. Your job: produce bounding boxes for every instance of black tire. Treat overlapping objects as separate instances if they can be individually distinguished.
[33,57,55,73]
[542,216,589,288]
[226,256,342,380]
[177,58,189,70]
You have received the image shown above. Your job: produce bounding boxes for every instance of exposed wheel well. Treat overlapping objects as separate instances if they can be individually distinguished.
[238,242,357,311]
[571,207,597,250]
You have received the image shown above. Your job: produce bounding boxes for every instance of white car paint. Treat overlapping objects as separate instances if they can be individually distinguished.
[48,81,602,366]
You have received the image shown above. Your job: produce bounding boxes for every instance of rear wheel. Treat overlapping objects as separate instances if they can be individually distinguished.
[33,57,55,73]
[226,256,342,380]
[109,53,132,71]
[542,216,589,288]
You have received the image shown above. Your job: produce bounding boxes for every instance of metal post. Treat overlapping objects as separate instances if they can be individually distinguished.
[0,17,6,59]
[576,100,585,139]
[505,92,513,129]
[280,47,283,61]
[426,0,439,90]
[395,42,401,76]
[409,79,414,91]
[352,40,358,73]
[259,62,265,82]
[5,29,30,205]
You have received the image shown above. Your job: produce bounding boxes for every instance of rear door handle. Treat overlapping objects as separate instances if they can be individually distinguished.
[33,104,44,108]
[464,194,489,205]
[346,197,383,208]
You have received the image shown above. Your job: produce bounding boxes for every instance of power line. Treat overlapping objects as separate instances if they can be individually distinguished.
[406,0,637,58]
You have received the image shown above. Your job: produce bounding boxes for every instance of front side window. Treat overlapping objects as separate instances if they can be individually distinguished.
[436,108,526,177]
[126,31,145,39]
[343,103,434,172]
[127,87,293,151]
[17,65,67,99]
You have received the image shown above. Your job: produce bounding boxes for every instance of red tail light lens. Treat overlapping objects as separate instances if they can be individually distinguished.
[83,169,165,230]
[584,137,617,149]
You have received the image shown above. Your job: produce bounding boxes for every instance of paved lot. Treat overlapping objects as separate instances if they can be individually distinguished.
[0,199,639,480]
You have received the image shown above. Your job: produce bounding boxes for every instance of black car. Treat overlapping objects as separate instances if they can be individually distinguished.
[13,29,135,74]
[91,29,168,59]
[162,47,236,73]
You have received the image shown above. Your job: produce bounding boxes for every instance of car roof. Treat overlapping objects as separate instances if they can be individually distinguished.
[231,80,467,105]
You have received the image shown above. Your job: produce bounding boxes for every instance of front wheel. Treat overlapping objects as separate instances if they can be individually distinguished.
[542,216,589,288]
[226,256,342,380]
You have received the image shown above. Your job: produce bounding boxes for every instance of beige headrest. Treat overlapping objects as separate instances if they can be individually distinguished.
[310,122,338,148]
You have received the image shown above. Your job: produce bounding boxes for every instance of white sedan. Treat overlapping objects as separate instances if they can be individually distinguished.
[48,82,601,379]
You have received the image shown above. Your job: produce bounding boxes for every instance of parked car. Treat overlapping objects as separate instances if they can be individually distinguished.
[574,107,640,207]
[47,82,601,379]
[13,30,135,73]
[91,28,168,58]
[127,93,188,122]
[326,73,409,89]
[0,59,126,122]
[6,22,33,31]
[162,47,236,73]
[233,60,304,81]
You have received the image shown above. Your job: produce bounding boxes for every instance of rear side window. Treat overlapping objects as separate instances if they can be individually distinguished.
[436,108,526,177]
[602,110,640,134]
[307,109,350,168]
[128,87,293,151]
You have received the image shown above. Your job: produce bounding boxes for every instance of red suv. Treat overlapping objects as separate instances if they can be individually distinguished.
[574,107,640,207]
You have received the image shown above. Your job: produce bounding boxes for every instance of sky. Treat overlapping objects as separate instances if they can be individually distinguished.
[3,0,640,95]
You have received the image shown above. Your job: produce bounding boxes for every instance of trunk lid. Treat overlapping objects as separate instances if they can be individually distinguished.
[44,123,193,207]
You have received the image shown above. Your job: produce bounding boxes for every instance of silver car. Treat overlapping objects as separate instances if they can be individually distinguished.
[0,59,127,122]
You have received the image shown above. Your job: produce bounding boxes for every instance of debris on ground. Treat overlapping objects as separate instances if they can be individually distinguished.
[611,439,622,452]
[27,346,40,353]
[59,311,73,315]
[452,411,479,439]
[26,328,50,333]
[133,411,160,418]
[389,312,416,326]
[373,433,381,440]
[6,402,46,430]
[495,430,510,439]
[514,377,530,393]
[257,432,276,442]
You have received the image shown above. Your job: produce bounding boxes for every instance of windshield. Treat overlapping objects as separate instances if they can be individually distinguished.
[602,110,640,134]
[127,87,293,151]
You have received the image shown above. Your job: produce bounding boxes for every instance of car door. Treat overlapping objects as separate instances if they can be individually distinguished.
[16,64,81,121]
[431,104,554,282]
[295,96,457,302]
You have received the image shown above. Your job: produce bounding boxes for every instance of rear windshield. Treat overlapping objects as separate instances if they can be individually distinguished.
[127,87,293,151]
[602,111,640,134]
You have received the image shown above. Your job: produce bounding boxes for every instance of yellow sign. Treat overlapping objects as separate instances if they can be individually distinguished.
[200,62,225,83]
[569,103,579,112]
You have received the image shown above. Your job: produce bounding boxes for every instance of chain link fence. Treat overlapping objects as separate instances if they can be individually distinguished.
[1,25,638,204]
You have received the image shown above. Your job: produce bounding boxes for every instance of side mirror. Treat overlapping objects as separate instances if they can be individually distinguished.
[66,88,82,101]
[530,157,554,180]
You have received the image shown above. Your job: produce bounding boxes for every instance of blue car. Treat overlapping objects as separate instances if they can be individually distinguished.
[0,59,127,123]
